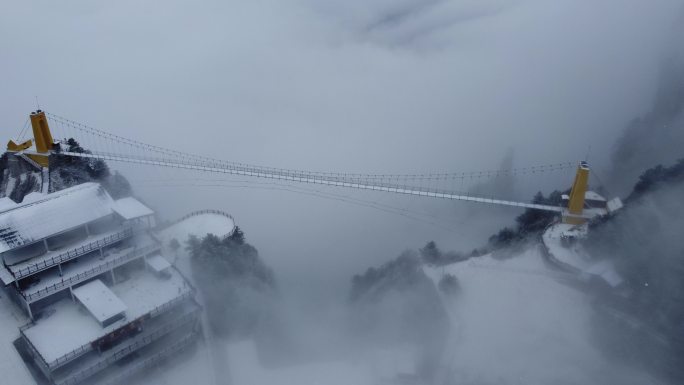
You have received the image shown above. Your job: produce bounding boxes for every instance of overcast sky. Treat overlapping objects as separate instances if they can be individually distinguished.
[2,0,683,295]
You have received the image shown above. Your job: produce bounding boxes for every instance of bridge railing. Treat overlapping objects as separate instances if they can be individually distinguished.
[54,149,570,213]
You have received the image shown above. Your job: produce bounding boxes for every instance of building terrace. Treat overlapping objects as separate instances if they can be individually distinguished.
[73,327,200,385]
[8,226,134,280]
[51,299,200,385]
[20,235,158,304]
[21,264,194,371]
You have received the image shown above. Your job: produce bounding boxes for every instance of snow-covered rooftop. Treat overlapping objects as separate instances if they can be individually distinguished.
[0,183,114,254]
[146,254,171,273]
[112,197,154,220]
[0,183,155,256]
[0,197,16,211]
[73,279,127,324]
[22,191,49,204]
[23,265,192,365]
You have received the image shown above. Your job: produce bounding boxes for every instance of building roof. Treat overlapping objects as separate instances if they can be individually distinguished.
[0,183,155,255]
[0,183,114,254]
[73,280,127,324]
[112,197,154,220]
[146,254,171,273]
[0,198,16,211]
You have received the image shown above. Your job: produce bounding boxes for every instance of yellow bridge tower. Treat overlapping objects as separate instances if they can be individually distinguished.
[563,161,590,225]
[6,110,54,168]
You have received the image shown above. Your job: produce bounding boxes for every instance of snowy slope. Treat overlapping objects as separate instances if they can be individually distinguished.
[424,248,662,385]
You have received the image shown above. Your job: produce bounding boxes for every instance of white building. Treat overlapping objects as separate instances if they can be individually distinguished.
[0,183,201,385]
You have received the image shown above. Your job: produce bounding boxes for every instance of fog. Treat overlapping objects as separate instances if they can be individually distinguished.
[1,0,684,384]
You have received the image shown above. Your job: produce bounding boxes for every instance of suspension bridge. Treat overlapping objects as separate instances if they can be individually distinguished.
[6,110,622,223]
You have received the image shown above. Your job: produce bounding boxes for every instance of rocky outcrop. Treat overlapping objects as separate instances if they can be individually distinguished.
[0,153,42,202]
[0,139,132,203]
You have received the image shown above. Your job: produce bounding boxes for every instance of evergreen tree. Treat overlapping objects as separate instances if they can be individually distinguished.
[229,226,245,245]
[419,241,442,265]
[187,231,275,338]
[438,273,461,296]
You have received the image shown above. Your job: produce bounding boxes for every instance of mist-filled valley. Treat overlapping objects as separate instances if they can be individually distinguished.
[1,1,684,385]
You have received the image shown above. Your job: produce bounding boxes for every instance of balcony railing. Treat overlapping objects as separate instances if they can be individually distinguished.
[12,227,135,280]
[22,243,158,303]
[98,331,199,385]
[149,290,194,318]
[57,307,200,385]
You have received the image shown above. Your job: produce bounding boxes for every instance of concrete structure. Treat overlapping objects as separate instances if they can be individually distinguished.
[0,183,201,385]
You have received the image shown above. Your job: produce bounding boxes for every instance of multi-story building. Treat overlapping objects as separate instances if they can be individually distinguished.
[0,182,202,385]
